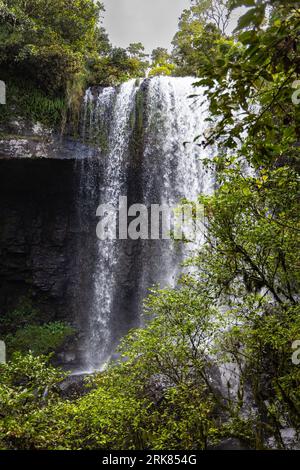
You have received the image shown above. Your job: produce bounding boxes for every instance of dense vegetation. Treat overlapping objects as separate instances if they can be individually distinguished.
[0,0,300,451]
[0,298,75,359]
[0,0,149,128]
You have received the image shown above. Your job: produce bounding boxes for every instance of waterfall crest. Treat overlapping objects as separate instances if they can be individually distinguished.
[78,76,214,372]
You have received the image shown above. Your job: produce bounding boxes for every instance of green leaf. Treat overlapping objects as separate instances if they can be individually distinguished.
[234,6,266,32]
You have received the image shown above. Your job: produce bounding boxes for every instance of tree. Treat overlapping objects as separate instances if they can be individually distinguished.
[171,1,226,76]
[148,63,175,77]
[127,42,148,61]
[0,0,107,94]
[0,353,66,450]
[90,46,148,86]
[149,47,174,77]
[0,1,149,127]
[191,0,229,34]
[151,47,171,66]
[0,299,75,359]
[0,285,220,450]
[187,0,300,444]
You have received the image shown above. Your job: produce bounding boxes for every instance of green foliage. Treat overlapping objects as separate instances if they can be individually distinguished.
[191,0,229,34]
[127,42,149,63]
[151,47,171,66]
[149,64,175,77]
[0,284,220,450]
[5,321,75,357]
[0,0,109,127]
[0,0,106,94]
[192,1,300,161]
[0,81,66,127]
[0,1,150,126]
[182,0,300,446]
[0,353,66,450]
[171,0,228,76]
[0,298,39,335]
[90,46,148,87]
[195,165,299,304]
[0,298,75,358]
[149,47,175,77]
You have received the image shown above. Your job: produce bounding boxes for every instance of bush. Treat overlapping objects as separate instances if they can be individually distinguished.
[0,298,39,335]
[0,352,66,450]
[148,64,175,77]
[5,322,75,357]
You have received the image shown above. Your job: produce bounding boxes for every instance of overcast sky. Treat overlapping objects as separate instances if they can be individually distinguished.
[101,0,190,53]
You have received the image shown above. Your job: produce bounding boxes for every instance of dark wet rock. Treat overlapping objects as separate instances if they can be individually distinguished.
[0,120,101,369]
[209,438,251,450]
[58,373,90,399]
[267,428,300,450]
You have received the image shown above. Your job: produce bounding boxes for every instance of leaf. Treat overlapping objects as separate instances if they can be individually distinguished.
[234,6,265,32]
[230,0,256,10]
[238,30,258,45]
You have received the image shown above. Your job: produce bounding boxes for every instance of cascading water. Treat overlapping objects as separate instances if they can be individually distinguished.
[78,76,214,372]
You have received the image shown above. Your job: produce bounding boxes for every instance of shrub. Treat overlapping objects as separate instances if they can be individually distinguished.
[5,322,75,357]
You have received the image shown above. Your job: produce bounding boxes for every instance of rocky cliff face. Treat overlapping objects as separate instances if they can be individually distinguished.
[0,120,100,368]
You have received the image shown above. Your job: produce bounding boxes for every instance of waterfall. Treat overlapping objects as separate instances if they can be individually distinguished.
[78,76,214,372]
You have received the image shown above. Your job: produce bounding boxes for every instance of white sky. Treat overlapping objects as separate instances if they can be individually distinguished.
[101,0,190,53]
[101,1,244,53]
